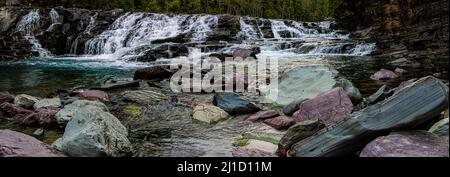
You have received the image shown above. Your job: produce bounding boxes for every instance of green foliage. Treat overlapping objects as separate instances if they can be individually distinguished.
[24,0,344,21]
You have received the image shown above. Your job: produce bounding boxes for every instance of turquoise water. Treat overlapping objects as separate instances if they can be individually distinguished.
[0,57,145,97]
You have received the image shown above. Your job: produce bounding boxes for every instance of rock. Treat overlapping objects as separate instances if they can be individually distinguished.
[241,139,278,153]
[14,94,39,109]
[52,105,132,157]
[232,148,276,157]
[292,87,353,127]
[263,116,295,130]
[33,128,45,139]
[55,100,108,124]
[122,105,143,117]
[242,131,285,145]
[370,69,399,81]
[288,76,449,157]
[0,102,34,119]
[28,108,60,128]
[283,99,309,116]
[388,58,421,68]
[0,91,13,104]
[33,98,61,110]
[394,68,408,75]
[262,65,361,106]
[232,47,260,59]
[390,78,417,95]
[192,105,230,124]
[213,92,260,115]
[122,89,169,105]
[135,44,189,62]
[277,119,325,157]
[360,131,449,157]
[96,79,140,91]
[368,85,387,104]
[77,90,109,102]
[429,118,449,141]
[245,110,279,122]
[0,129,66,157]
[334,75,363,104]
[133,65,178,80]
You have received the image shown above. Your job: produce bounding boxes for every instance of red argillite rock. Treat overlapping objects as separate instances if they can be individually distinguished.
[245,110,280,122]
[292,87,353,127]
[0,129,66,157]
[0,91,14,104]
[0,102,34,119]
[77,90,109,102]
[232,148,276,157]
[370,69,399,81]
[263,116,295,130]
[360,131,449,157]
[22,108,60,128]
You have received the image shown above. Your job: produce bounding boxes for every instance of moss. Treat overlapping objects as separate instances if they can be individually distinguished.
[123,105,143,117]
[232,138,250,147]
[43,130,64,145]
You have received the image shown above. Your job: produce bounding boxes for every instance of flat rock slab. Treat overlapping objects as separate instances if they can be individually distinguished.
[360,131,449,157]
[245,110,279,122]
[277,119,325,156]
[77,90,109,102]
[292,87,353,127]
[0,129,66,157]
[289,76,449,157]
[213,92,260,115]
[192,105,230,124]
[34,98,61,110]
[122,90,169,105]
[263,116,295,130]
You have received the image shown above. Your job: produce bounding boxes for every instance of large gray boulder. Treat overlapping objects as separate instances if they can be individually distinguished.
[55,100,108,124]
[52,105,132,157]
[0,129,66,157]
[262,65,362,106]
[34,98,61,110]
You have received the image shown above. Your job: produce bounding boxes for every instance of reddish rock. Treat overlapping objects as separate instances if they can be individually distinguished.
[232,148,276,157]
[77,90,109,102]
[0,102,34,119]
[360,131,449,157]
[394,68,408,75]
[292,87,353,127]
[0,129,66,157]
[245,110,280,122]
[370,69,399,81]
[0,91,14,104]
[232,48,259,59]
[263,116,295,130]
[133,65,178,80]
[21,108,60,128]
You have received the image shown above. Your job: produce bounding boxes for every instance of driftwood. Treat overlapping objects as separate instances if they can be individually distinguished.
[289,76,449,157]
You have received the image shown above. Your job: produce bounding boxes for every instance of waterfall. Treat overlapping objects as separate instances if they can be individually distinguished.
[49,8,62,25]
[16,10,51,57]
[349,43,377,56]
[70,12,99,54]
[238,17,262,41]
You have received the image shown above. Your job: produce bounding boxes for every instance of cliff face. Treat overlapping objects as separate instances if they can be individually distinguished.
[336,0,449,60]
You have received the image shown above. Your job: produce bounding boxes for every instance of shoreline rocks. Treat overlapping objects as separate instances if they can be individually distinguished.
[192,105,230,124]
[213,92,260,116]
[55,100,109,124]
[0,129,66,157]
[14,94,39,109]
[370,69,399,81]
[245,110,279,122]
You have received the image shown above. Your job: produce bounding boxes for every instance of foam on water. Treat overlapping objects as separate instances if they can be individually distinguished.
[16,10,51,57]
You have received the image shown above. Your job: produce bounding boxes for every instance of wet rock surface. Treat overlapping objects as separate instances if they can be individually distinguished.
[0,129,66,157]
[213,92,260,116]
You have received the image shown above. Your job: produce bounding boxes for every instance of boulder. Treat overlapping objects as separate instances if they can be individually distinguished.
[283,99,309,116]
[245,110,279,122]
[14,94,39,109]
[0,91,13,104]
[429,118,448,141]
[292,87,354,127]
[0,102,34,119]
[360,131,449,157]
[368,85,388,104]
[263,116,295,130]
[394,68,408,75]
[0,129,66,157]
[241,139,278,153]
[213,92,260,115]
[232,148,276,157]
[121,89,169,105]
[77,90,109,102]
[55,100,108,124]
[52,105,132,157]
[192,105,230,124]
[262,65,361,106]
[232,47,260,59]
[370,69,399,81]
[242,131,285,145]
[133,65,178,81]
[33,98,61,110]
[277,119,325,157]
[288,76,449,157]
[26,108,60,128]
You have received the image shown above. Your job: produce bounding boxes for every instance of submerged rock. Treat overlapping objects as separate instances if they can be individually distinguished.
[263,116,295,130]
[245,110,279,122]
[277,119,325,157]
[370,69,399,81]
[77,90,109,102]
[33,98,61,110]
[0,91,13,104]
[0,129,66,157]
[133,65,178,81]
[292,87,353,127]
[388,58,421,68]
[262,65,361,106]
[53,105,132,157]
[360,131,449,157]
[213,92,260,115]
[192,105,230,124]
[14,94,39,109]
[429,118,449,141]
[55,100,108,124]
[122,89,169,105]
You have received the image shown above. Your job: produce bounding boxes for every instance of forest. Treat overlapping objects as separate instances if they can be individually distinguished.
[13,0,345,21]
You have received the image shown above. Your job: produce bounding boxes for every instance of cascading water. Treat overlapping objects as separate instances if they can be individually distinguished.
[49,8,62,25]
[16,10,51,57]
